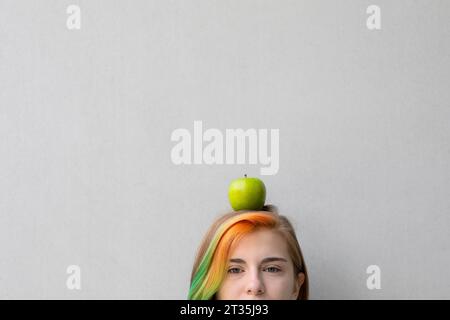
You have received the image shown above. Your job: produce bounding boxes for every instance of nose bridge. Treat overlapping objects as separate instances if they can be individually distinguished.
[248,265,262,281]
[246,266,265,294]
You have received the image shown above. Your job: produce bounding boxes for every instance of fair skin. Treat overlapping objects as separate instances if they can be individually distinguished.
[216,228,305,300]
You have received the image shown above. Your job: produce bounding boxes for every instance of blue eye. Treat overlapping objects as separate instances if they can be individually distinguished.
[265,267,281,273]
[228,267,242,274]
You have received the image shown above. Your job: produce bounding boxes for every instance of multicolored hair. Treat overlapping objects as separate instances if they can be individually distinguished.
[188,205,309,300]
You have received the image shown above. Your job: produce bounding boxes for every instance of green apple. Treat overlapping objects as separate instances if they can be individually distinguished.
[228,175,266,211]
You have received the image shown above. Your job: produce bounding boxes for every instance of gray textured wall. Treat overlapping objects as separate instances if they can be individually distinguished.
[1,0,449,299]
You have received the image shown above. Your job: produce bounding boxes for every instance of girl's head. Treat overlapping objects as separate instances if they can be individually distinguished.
[188,205,308,300]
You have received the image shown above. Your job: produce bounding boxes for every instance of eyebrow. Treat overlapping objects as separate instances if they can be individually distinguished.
[229,257,288,264]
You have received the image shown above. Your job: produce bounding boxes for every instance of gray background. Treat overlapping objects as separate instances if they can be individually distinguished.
[1,0,449,299]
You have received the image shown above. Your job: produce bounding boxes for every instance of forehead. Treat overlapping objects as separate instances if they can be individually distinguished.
[230,228,290,259]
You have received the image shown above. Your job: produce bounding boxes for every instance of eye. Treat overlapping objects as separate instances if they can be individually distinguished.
[264,266,281,273]
[227,267,243,274]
